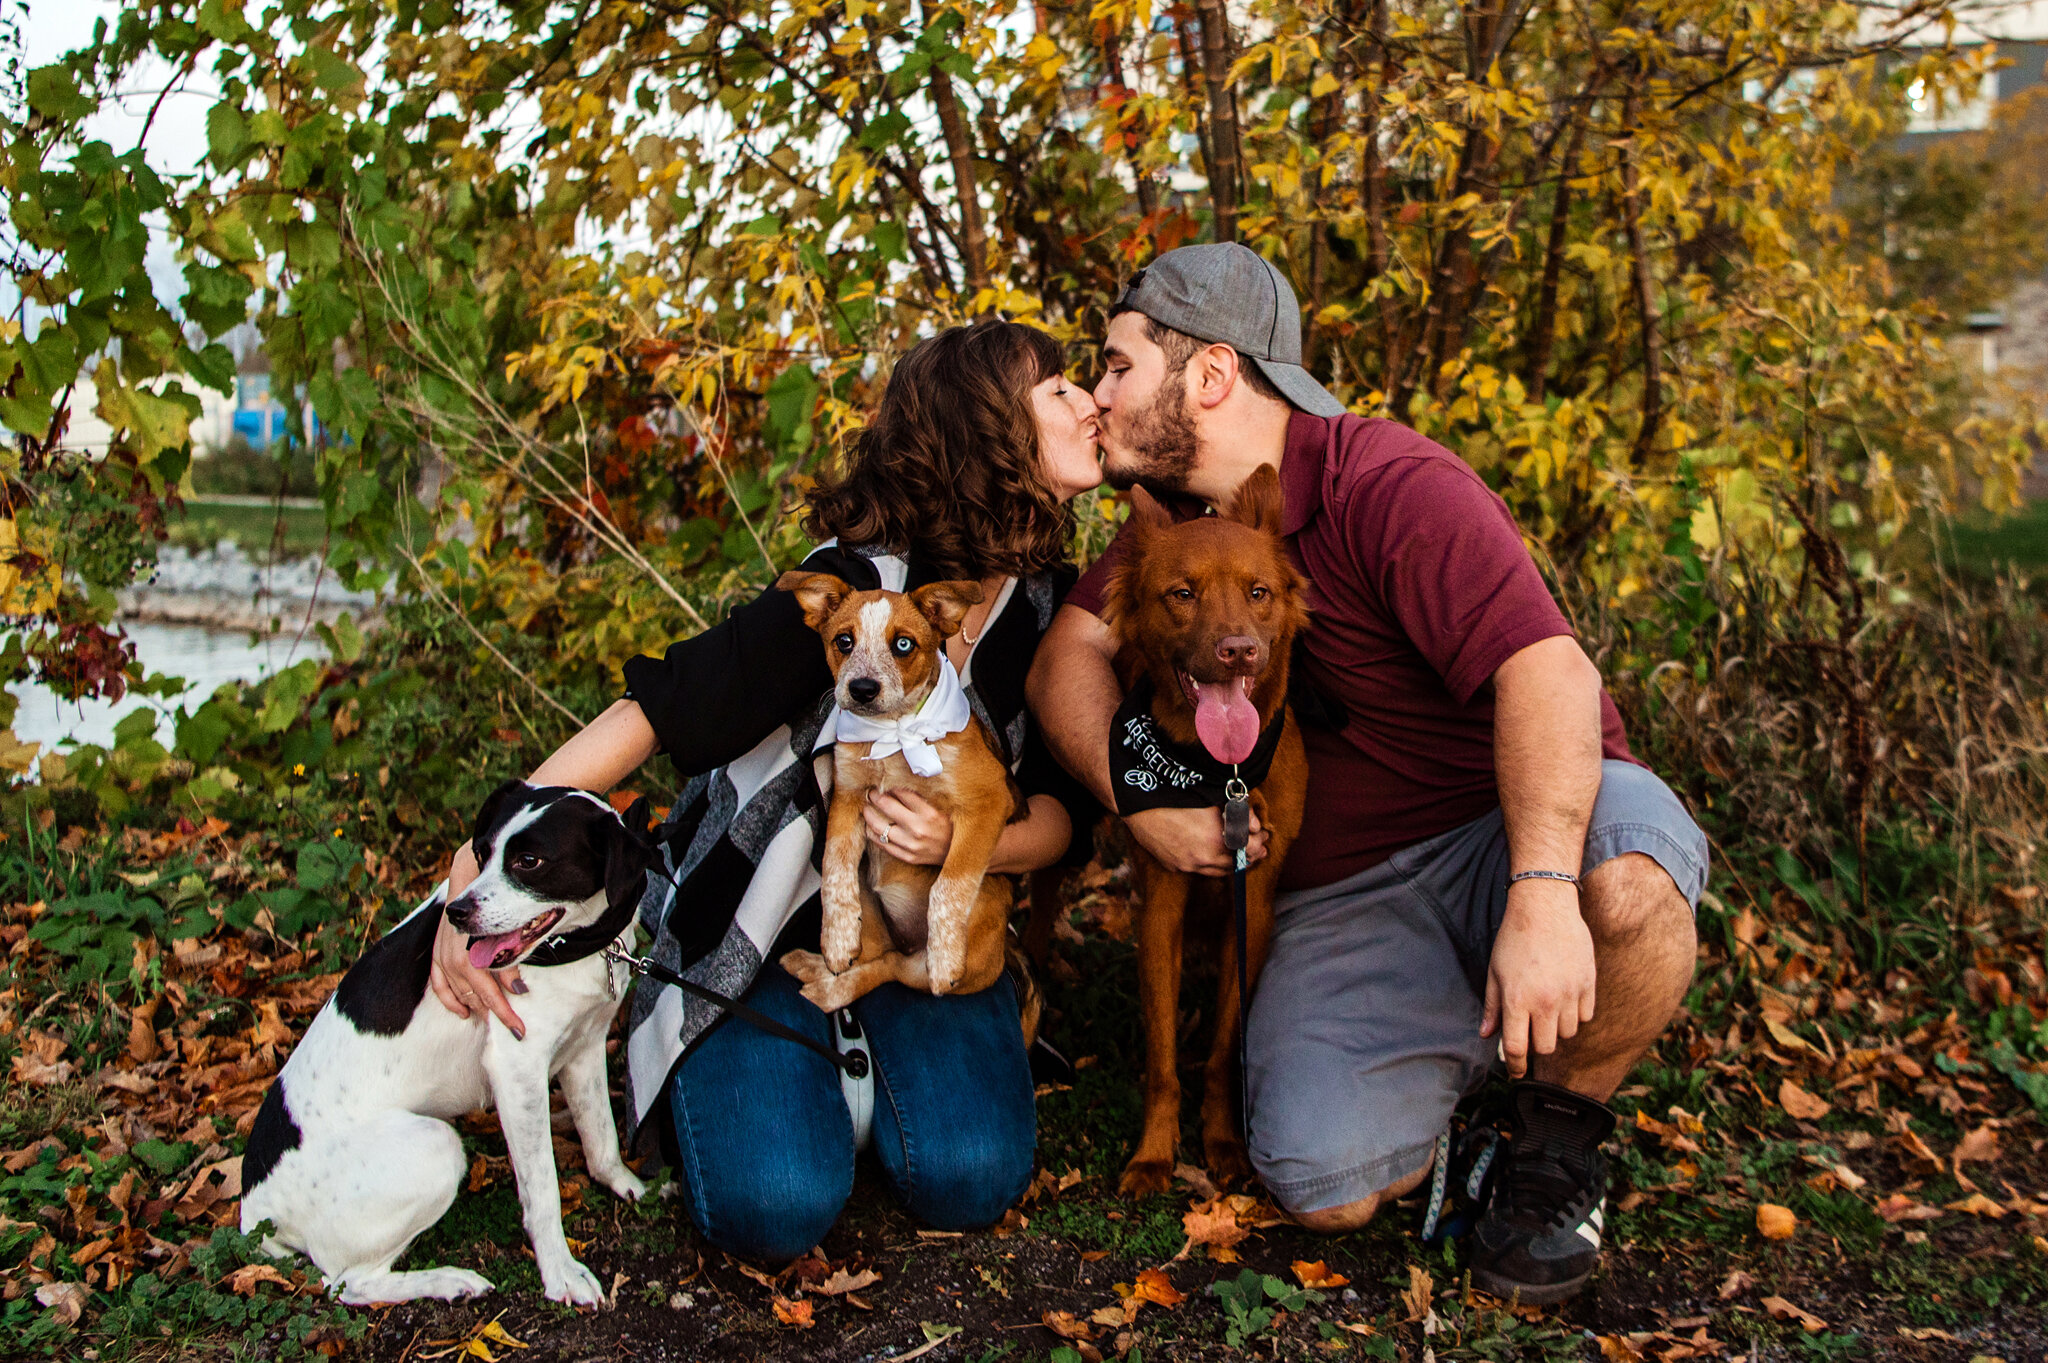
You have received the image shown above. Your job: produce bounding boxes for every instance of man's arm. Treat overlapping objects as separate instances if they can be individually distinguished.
[1027,604,1265,876]
[1483,634,1604,1076]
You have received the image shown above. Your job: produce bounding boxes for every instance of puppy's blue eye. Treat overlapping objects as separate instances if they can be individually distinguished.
[892,636,915,656]
[834,633,854,654]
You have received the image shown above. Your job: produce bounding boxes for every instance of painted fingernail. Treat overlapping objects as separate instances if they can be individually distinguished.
[513,1028,525,1041]
[508,979,530,995]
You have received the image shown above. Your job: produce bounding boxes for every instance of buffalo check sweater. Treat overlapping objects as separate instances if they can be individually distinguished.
[618,542,1081,1155]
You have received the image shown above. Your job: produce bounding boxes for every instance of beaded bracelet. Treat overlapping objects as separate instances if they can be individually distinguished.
[1508,869,1579,886]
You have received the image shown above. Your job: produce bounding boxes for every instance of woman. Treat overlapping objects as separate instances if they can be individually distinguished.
[429,321,1101,1261]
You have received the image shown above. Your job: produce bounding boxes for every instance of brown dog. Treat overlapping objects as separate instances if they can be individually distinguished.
[1100,465,1309,1196]
[775,573,1018,1012]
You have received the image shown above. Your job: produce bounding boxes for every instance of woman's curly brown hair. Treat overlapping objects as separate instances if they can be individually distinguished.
[804,321,1075,581]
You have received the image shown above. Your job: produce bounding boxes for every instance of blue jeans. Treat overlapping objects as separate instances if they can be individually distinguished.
[666,961,1036,1262]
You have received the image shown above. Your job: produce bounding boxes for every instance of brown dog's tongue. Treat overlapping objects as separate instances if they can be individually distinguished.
[1192,680,1259,765]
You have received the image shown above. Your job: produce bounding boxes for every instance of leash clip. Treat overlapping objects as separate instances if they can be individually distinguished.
[1221,772,1252,854]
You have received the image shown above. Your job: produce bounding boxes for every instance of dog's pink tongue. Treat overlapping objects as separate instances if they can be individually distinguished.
[468,934,518,969]
[1192,681,1260,765]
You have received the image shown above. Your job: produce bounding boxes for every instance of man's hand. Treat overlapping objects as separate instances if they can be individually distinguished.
[1125,806,1269,877]
[427,841,528,1040]
[1482,879,1596,1077]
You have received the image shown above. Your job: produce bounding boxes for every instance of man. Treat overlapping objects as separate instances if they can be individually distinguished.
[1028,243,1705,1304]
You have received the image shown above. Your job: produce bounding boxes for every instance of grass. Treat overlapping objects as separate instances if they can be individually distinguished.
[167,500,331,560]
[1937,497,2048,581]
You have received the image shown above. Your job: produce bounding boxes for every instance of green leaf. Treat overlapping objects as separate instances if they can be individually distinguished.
[857,111,910,151]
[207,100,249,165]
[26,64,93,121]
[296,837,360,893]
[256,660,322,733]
[175,701,236,767]
[315,612,365,664]
[132,1139,197,1176]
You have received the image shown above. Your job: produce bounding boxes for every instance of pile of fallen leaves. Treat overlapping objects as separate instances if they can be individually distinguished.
[0,815,430,1338]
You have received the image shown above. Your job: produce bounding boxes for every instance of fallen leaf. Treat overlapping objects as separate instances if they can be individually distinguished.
[1128,1267,1186,1308]
[1898,1326,1956,1341]
[1953,1123,2002,1166]
[34,1281,87,1326]
[1761,1295,1827,1332]
[1173,1163,1220,1200]
[1875,1193,1945,1223]
[221,1263,295,1296]
[816,1267,881,1296]
[127,996,161,1063]
[1755,1203,1798,1240]
[1091,1303,1136,1328]
[1598,1336,1647,1363]
[1778,1079,1830,1121]
[1043,1309,1096,1340]
[1292,1259,1349,1289]
[726,1254,780,1290]
[1180,1198,1249,1261]
[1946,1193,2007,1218]
[1895,1125,1944,1176]
[1717,1269,1753,1299]
[771,1296,814,1328]
[1401,1264,1434,1322]
[1830,1163,1867,1191]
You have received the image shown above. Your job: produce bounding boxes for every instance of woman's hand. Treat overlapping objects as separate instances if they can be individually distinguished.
[863,789,952,866]
[427,841,528,1040]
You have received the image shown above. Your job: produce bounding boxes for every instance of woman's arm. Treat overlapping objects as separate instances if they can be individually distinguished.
[428,699,660,1037]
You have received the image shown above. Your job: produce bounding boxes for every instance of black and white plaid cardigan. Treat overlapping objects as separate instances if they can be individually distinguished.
[618,542,1079,1154]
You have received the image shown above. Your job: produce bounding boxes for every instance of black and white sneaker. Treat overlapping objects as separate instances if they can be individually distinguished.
[1468,1080,1616,1305]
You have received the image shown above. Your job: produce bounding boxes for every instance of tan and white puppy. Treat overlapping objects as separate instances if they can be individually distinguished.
[775,572,1017,1009]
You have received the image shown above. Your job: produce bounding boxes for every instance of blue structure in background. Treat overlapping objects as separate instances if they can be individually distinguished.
[232,372,287,446]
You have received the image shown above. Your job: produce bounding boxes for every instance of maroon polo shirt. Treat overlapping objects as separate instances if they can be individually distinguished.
[1067,411,1636,892]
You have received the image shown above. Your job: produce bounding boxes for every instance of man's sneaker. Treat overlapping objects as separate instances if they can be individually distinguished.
[1469,1080,1616,1305]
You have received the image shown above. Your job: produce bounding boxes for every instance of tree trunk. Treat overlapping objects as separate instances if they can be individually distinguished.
[1526,101,1590,403]
[1191,0,1241,242]
[1101,25,1156,219]
[1620,80,1662,467]
[923,1,988,293]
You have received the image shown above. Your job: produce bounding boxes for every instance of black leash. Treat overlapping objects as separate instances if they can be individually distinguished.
[604,941,868,1078]
[1221,774,1253,1144]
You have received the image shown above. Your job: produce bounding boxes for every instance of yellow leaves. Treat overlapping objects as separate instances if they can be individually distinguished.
[421,1317,530,1360]
[1755,1203,1798,1240]
[0,728,42,777]
[220,1263,298,1296]
[1177,1193,1282,1262]
[1944,1193,2007,1219]
[771,1296,815,1328]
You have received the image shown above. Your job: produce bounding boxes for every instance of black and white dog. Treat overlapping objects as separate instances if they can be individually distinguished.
[240,782,654,1306]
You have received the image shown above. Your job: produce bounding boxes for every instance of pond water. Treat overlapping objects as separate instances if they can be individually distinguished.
[15,622,327,754]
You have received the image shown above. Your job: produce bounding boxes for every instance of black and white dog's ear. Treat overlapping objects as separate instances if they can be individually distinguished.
[471,779,528,850]
[604,797,655,915]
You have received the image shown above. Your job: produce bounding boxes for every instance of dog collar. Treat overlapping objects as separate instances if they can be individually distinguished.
[817,655,973,778]
[519,876,644,968]
[1110,676,1287,815]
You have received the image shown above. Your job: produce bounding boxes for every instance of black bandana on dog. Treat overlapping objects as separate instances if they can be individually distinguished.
[1110,677,1287,814]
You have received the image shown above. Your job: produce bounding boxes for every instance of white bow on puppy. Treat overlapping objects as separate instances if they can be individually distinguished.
[820,656,972,778]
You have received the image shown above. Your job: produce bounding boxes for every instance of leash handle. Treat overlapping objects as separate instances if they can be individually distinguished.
[603,944,866,1078]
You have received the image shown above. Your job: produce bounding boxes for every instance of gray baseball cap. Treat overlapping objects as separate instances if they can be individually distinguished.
[1112,242,1347,417]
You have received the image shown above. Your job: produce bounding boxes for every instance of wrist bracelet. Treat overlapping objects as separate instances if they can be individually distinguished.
[1508,869,1579,887]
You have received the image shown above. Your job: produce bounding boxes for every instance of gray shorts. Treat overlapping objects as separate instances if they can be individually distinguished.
[1243,759,1707,1215]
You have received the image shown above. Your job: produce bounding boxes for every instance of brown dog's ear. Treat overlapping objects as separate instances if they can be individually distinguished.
[911,580,984,637]
[1226,463,1285,536]
[1125,485,1173,532]
[776,571,853,629]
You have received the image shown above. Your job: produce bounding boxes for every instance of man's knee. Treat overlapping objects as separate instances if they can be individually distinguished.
[1285,1163,1432,1234]
[1582,852,1694,949]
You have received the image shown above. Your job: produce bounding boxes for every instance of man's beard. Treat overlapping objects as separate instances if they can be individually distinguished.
[1103,373,1198,496]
